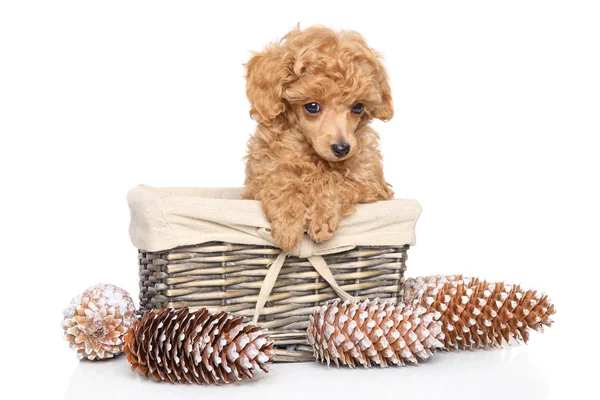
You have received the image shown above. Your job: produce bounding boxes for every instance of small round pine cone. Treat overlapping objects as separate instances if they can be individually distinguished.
[307,299,444,368]
[62,283,136,360]
[124,308,275,384]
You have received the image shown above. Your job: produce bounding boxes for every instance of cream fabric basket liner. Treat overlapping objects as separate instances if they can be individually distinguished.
[127,185,422,254]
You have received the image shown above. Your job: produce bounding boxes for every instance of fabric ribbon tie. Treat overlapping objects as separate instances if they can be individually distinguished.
[252,230,358,324]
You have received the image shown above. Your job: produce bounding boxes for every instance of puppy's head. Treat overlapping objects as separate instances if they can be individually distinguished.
[245,26,393,162]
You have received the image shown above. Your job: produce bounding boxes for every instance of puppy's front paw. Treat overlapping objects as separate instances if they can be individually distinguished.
[308,210,340,243]
[271,219,304,252]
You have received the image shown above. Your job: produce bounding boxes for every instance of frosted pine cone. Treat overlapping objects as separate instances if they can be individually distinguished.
[62,283,136,360]
[404,275,555,349]
[124,308,275,384]
[307,299,444,367]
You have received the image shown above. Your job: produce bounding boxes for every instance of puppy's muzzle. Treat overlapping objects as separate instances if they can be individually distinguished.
[331,142,350,158]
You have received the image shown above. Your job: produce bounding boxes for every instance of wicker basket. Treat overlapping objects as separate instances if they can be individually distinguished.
[138,242,408,362]
[128,185,421,362]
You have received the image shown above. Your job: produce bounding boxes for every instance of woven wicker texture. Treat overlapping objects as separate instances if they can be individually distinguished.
[138,241,408,362]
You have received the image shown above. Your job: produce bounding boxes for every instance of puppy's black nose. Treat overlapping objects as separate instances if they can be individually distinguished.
[331,142,350,158]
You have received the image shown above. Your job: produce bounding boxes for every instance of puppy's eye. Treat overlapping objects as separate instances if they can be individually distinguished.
[304,102,321,114]
[351,103,364,114]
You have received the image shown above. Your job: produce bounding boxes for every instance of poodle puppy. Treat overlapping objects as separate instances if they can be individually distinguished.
[242,26,394,252]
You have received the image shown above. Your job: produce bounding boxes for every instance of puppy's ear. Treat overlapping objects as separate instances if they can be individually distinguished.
[245,45,294,125]
[371,62,394,121]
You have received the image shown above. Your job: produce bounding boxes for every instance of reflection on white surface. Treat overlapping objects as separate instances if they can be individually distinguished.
[65,346,549,400]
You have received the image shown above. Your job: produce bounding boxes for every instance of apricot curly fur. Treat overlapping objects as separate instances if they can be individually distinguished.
[242,26,394,251]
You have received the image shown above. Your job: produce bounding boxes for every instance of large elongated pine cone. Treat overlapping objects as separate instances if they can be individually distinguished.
[307,299,444,367]
[403,275,555,350]
[62,283,136,360]
[124,308,274,384]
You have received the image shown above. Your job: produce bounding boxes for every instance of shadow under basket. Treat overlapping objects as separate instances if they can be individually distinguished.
[138,242,409,362]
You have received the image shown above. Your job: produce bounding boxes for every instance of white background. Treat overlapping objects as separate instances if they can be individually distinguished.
[1,1,598,399]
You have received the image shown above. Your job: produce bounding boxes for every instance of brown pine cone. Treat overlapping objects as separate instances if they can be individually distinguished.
[124,308,274,384]
[307,299,443,367]
[62,283,136,360]
[404,275,555,349]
